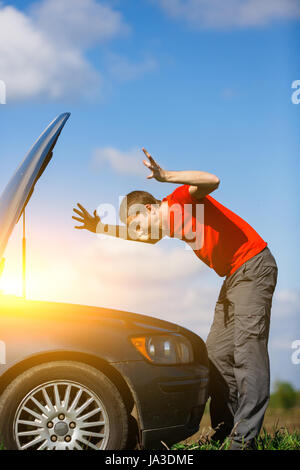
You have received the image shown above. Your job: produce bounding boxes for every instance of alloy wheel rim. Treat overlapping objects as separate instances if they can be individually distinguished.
[13,380,110,450]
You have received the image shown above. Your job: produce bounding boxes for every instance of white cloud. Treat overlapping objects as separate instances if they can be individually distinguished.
[106,53,157,81]
[30,0,130,47]
[0,4,99,100]
[275,289,299,304]
[0,0,151,101]
[153,0,300,29]
[272,288,300,317]
[93,147,147,176]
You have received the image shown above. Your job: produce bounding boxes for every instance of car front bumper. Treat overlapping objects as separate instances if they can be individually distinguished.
[112,361,209,449]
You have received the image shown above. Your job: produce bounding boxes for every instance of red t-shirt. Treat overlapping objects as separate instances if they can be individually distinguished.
[162,184,267,277]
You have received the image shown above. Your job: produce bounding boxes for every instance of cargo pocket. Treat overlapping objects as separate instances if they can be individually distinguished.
[242,262,278,298]
[255,265,278,297]
[234,304,269,344]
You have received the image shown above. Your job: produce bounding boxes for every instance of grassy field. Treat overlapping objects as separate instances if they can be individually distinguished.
[174,406,300,450]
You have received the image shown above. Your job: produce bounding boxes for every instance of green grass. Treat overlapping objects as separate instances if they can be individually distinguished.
[171,428,300,450]
[1,426,299,451]
[0,430,299,450]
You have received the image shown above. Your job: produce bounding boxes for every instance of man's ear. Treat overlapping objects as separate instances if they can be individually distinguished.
[145,203,152,212]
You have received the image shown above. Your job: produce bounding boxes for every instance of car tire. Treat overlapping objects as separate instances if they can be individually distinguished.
[0,360,129,450]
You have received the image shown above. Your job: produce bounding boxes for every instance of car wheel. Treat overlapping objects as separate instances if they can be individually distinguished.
[0,361,129,450]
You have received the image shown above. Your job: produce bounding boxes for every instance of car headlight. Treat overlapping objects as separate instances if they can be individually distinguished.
[130,334,194,364]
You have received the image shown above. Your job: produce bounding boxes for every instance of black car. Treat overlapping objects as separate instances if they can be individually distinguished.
[0,113,209,450]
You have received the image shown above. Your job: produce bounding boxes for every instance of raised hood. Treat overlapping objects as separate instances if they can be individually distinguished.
[0,113,70,263]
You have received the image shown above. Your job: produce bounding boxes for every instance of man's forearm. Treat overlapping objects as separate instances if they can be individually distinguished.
[162,170,219,187]
[95,222,157,244]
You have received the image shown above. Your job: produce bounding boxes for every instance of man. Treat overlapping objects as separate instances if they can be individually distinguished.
[72,148,278,449]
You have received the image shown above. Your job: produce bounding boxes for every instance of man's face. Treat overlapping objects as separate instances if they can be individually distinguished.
[127,204,161,242]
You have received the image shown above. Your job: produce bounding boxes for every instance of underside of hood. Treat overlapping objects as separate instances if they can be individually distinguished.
[0,113,70,265]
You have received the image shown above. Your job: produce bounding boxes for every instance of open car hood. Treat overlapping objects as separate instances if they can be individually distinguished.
[0,113,70,265]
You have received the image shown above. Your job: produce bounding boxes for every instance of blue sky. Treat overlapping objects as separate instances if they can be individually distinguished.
[0,0,299,388]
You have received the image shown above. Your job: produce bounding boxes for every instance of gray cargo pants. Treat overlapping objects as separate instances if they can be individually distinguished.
[206,246,278,449]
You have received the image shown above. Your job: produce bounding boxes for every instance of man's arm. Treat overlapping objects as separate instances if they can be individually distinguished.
[142,148,220,200]
[72,203,158,244]
[97,221,158,244]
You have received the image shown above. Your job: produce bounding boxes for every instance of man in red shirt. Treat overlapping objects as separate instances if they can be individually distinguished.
[73,148,278,450]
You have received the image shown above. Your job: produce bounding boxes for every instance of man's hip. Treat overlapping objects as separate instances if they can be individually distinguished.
[207,246,278,350]
[225,246,278,287]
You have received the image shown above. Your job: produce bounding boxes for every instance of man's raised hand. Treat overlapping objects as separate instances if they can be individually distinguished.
[72,203,100,233]
[142,148,166,182]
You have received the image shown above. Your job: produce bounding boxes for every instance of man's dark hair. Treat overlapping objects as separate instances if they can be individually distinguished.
[119,190,161,224]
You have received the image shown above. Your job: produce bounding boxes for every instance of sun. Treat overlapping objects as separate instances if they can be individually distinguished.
[0,274,22,297]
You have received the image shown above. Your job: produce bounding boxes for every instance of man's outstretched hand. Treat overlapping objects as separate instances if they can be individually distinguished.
[142,148,166,182]
[72,203,100,233]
